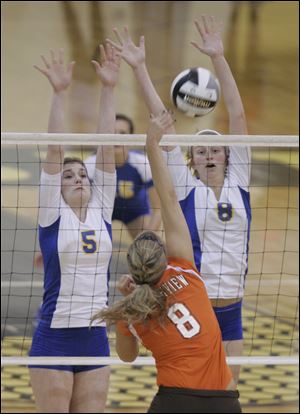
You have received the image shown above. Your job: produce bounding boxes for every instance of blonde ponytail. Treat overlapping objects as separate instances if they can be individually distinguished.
[92,231,168,326]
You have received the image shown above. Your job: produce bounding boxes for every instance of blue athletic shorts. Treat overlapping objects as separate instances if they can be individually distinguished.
[213,300,243,341]
[112,206,150,224]
[29,323,110,373]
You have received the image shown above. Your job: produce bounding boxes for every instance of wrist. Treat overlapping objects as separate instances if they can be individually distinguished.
[101,83,116,90]
[132,62,147,73]
[53,89,67,96]
[146,136,161,148]
[211,53,225,62]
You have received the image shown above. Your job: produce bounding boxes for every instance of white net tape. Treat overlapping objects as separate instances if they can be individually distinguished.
[1,356,299,366]
[1,132,299,146]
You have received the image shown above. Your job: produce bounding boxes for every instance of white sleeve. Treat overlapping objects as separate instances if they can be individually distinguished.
[162,147,196,201]
[227,146,251,189]
[84,154,96,180]
[38,170,62,227]
[92,169,116,223]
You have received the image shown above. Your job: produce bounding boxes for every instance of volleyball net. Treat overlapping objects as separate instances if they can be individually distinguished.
[1,133,299,407]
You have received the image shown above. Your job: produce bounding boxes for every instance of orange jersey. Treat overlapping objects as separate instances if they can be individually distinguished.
[117,257,233,390]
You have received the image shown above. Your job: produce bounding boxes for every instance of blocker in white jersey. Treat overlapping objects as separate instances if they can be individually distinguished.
[38,167,116,328]
[164,144,251,300]
[29,45,119,413]
[160,15,251,386]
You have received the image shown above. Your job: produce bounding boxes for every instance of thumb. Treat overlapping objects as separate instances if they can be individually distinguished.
[139,35,145,48]
[91,60,101,71]
[190,42,204,53]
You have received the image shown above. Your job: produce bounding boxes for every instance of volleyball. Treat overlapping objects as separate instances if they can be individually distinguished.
[170,67,220,117]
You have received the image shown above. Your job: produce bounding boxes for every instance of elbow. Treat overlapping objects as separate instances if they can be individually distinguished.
[117,349,138,363]
[119,354,137,363]
[116,340,139,363]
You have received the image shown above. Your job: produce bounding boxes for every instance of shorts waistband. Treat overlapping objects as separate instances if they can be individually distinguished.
[158,386,239,399]
[213,299,242,312]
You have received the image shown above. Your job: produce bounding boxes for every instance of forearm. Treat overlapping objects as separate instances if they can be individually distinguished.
[145,209,161,232]
[116,327,139,362]
[211,55,247,133]
[97,85,116,134]
[96,85,115,172]
[134,64,176,150]
[147,187,162,231]
[146,140,177,208]
[147,138,194,262]
[45,91,65,173]
[48,91,66,134]
[133,64,166,115]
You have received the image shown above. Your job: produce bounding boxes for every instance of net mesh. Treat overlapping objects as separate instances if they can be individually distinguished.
[1,135,299,409]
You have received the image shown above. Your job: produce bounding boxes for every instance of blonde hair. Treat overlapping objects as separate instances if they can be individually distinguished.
[92,231,168,326]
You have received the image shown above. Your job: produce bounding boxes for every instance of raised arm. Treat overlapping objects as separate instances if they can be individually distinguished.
[191,15,247,134]
[34,49,75,174]
[107,27,176,138]
[146,112,195,265]
[92,43,120,173]
[145,186,162,233]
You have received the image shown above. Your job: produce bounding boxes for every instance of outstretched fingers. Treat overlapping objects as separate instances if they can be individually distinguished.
[139,35,145,48]
[50,49,58,64]
[201,15,211,34]
[99,43,107,63]
[194,18,206,39]
[105,42,113,61]
[190,41,203,52]
[58,48,64,65]
[33,64,47,75]
[113,27,124,46]
[123,26,131,41]
[106,37,122,51]
[40,54,50,69]
[112,45,121,65]
[91,59,101,72]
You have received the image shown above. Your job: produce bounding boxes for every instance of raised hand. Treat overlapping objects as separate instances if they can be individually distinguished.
[34,49,75,92]
[147,111,175,145]
[191,15,224,58]
[106,26,145,69]
[92,42,120,87]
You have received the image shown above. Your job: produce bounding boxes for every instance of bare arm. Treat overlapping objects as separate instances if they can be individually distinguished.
[92,43,120,173]
[44,92,65,174]
[34,49,75,174]
[115,275,139,362]
[191,15,247,134]
[107,27,176,147]
[116,326,139,362]
[146,113,195,264]
[145,186,162,232]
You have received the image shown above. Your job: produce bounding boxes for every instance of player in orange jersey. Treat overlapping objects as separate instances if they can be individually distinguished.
[92,111,241,413]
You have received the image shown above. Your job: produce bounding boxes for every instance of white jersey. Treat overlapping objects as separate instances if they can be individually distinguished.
[164,146,251,299]
[38,168,116,328]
